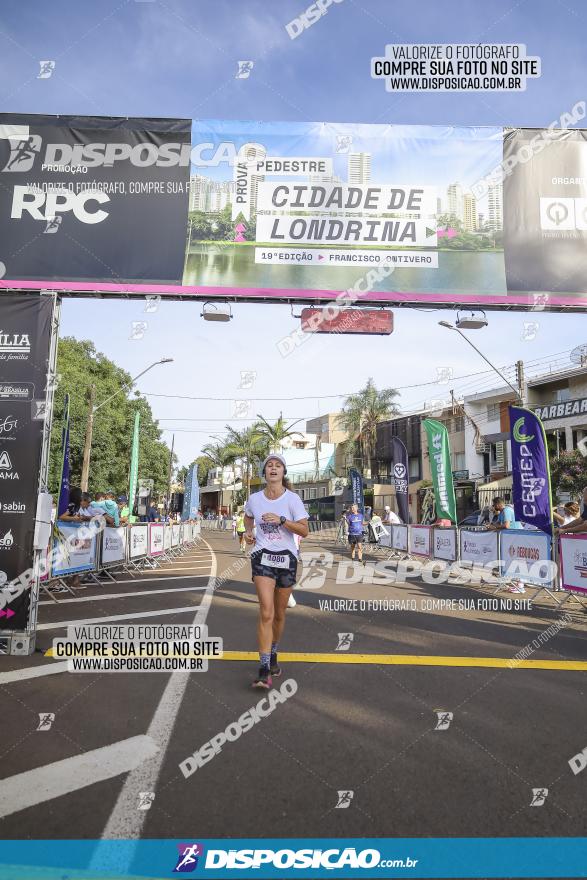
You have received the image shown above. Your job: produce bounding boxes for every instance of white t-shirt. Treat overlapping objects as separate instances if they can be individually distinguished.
[245,488,307,557]
[384,510,401,525]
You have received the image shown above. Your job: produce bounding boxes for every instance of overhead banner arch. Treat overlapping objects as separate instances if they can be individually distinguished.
[1,113,587,310]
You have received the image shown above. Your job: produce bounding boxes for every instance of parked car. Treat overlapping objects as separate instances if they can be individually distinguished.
[459,511,483,527]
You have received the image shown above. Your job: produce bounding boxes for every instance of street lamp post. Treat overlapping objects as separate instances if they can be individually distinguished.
[80,357,174,492]
[438,321,523,403]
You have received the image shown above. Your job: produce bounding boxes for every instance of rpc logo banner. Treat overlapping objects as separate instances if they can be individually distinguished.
[0,114,190,284]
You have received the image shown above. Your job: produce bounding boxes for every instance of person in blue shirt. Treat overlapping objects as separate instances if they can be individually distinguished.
[487,497,522,531]
[345,503,365,562]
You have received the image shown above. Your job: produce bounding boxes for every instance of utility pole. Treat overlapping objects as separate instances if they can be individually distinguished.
[166,433,175,516]
[515,360,526,406]
[80,384,96,492]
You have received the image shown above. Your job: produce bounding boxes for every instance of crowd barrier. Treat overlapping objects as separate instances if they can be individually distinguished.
[41,519,202,601]
[304,519,586,607]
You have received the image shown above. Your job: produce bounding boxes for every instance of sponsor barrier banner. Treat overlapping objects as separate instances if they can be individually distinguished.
[459,529,499,565]
[0,294,53,628]
[433,527,458,561]
[409,525,432,557]
[52,522,97,575]
[179,523,185,544]
[129,524,148,559]
[164,524,172,551]
[148,523,165,556]
[101,526,127,566]
[391,523,408,551]
[559,533,587,595]
[171,524,180,546]
[499,529,552,585]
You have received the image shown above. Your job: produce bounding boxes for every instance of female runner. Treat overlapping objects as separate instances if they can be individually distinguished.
[244,454,308,688]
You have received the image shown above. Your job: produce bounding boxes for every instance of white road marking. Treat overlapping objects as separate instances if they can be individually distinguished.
[39,584,208,606]
[95,536,218,851]
[38,605,204,631]
[0,661,70,684]
[0,735,159,819]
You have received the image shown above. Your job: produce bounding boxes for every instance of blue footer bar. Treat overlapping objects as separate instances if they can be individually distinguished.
[0,838,586,879]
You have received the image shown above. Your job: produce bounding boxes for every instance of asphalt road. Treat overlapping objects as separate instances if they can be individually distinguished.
[0,528,585,849]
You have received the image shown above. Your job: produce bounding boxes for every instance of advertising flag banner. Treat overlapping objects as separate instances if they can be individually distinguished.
[509,405,553,534]
[0,294,53,629]
[423,418,457,523]
[1,114,587,309]
[391,436,409,523]
[349,468,364,513]
[181,464,200,521]
[57,394,70,517]
[128,411,140,525]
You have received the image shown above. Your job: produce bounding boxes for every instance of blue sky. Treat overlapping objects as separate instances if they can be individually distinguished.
[1,0,586,467]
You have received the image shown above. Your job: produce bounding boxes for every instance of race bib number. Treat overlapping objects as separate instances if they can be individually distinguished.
[261,552,289,569]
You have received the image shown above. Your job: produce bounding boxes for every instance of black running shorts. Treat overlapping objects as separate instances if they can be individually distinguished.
[348,534,363,545]
[251,549,298,588]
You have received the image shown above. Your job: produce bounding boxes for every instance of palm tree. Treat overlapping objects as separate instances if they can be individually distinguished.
[253,413,304,454]
[222,425,267,499]
[337,378,400,477]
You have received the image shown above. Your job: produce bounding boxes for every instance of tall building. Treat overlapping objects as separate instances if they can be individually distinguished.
[447,183,464,222]
[463,193,477,232]
[487,182,503,231]
[189,175,210,212]
[208,181,233,213]
[347,152,371,184]
[241,143,266,217]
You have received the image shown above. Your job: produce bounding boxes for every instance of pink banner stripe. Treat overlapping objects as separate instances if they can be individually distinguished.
[0,278,584,308]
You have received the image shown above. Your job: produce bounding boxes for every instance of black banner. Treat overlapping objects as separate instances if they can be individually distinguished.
[349,468,364,514]
[0,114,190,284]
[504,128,587,295]
[391,436,409,524]
[0,294,53,630]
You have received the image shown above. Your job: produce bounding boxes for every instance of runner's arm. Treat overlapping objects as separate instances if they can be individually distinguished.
[282,517,308,538]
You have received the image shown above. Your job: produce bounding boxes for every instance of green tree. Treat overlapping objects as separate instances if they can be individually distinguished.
[253,414,303,453]
[337,378,400,476]
[222,425,268,498]
[550,450,587,502]
[49,337,174,498]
